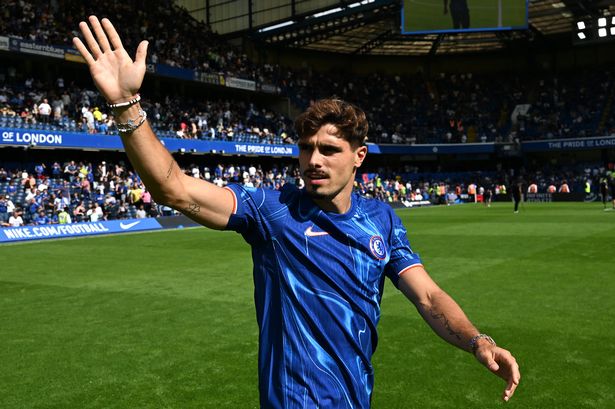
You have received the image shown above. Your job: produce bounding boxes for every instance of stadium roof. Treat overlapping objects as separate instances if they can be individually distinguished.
[181,0,615,55]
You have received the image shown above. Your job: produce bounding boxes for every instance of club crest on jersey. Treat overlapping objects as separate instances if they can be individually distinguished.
[369,235,387,260]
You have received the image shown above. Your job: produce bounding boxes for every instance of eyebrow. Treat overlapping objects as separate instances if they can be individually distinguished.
[298,141,343,151]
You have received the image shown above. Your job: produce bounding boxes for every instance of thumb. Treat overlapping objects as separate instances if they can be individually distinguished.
[486,357,499,372]
[477,350,499,372]
[135,40,149,65]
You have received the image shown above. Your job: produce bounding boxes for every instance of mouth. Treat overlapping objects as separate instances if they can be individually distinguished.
[304,172,329,185]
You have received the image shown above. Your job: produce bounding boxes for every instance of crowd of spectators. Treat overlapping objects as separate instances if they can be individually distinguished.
[0,76,294,144]
[1,1,614,146]
[2,68,613,146]
[0,0,280,84]
[2,157,613,228]
[281,68,615,145]
[0,159,305,227]
[2,0,615,146]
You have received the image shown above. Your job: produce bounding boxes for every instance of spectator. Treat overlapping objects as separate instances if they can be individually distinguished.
[136,205,147,219]
[38,98,51,123]
[8,211,24,227]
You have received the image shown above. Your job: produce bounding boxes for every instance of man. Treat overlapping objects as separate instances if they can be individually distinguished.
[0,195,8,225]
[38,98,52,123]
[512,181,523,213]
[8,211,24,227]
[58,208,72,224]
[599,175,608,210]
[74,16,520,408]
[558,180,570,193]
[444,0,470,30]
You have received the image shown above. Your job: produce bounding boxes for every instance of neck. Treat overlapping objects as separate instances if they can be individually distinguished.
[312,183,354,214]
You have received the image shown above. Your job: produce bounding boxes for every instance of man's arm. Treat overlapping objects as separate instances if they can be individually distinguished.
[73,16,234,229]
[398,265,520,402]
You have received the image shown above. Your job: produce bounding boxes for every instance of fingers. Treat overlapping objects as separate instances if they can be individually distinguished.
[477,346,521,402]
[502,359,521,402]
[135,40,149,66]
[72,37,95,65]
[88,16,112,53]
[101,18,123,50]
[78,20,102,59]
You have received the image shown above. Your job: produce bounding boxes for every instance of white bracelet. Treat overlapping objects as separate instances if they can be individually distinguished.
[108,94,141,109]
[116,108,147,134]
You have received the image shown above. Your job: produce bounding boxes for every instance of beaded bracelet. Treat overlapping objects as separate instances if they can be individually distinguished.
[116,108,147,134]
[108,94,141,109]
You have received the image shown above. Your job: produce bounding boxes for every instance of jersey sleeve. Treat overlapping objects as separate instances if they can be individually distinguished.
[223,184,271,245]
[384,211,423,288]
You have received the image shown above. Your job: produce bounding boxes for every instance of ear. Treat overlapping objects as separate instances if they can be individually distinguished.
[354,145,368,168]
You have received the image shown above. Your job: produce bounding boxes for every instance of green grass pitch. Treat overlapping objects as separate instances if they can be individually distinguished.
[1,202,613,408]
[403,0,527,33]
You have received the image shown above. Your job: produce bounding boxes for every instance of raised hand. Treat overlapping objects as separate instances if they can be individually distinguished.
[72,16,148,104]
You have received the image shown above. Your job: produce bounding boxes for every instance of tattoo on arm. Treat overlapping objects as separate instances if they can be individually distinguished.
[165,160,175,180]
[421,303,462,340]
[185,202,200,216]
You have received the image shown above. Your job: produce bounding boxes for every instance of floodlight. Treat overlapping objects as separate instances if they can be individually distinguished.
[577,32,586,40]
[598,17,606,27]
[611,27,615,36]
[258,21,295,33]
[598,27,607,37]
[577,21,585,30]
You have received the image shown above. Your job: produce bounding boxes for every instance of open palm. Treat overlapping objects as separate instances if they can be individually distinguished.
[73,16,148,104]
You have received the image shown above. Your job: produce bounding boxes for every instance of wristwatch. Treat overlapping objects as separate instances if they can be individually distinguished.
[469,333,496,354]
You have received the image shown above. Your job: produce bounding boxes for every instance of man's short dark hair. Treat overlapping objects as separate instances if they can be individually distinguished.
[294,98,368,147]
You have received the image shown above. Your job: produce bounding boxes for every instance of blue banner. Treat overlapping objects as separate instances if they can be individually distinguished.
[6,127,612,157]
[367,142,495,154]
[8,36,65,58]
[522,136,615,152]
[155,64,195,81]
[0,218,163,243]
[0,127,298,157]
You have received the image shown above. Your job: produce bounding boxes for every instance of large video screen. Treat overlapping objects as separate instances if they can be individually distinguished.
[402,0,528,35]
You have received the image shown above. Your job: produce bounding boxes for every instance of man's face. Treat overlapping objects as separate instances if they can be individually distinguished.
[298,124,367,207]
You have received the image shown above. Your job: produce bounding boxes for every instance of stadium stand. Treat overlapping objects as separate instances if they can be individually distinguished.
[1,0,614,232]
[2,153,612,228]
[2,1,615,145]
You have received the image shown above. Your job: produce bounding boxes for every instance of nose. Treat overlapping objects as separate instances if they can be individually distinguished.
[305,148,323,169]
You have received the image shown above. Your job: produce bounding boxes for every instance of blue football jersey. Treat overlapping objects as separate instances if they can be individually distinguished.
[224,183,423,408]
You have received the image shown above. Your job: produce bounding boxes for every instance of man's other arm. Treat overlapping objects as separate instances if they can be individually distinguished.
[398,265,521,401]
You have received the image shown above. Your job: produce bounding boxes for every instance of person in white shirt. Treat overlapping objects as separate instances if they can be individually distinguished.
[6,196,15,214]
[38,98,52,123]
[135,205,147,219]
[84,108,95,133]
[8,211,24,227]
[87,203,104,222]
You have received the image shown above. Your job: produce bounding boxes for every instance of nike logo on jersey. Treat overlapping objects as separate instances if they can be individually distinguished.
[304,225,329,237]
[120,221,141,230]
